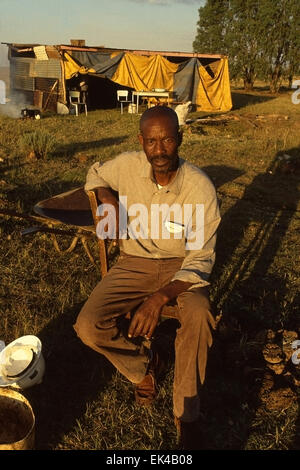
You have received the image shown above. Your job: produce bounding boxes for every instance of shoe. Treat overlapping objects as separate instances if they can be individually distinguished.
[134,351,163,406]
[174,416,204,450]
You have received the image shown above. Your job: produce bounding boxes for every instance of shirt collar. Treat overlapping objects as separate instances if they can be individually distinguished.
[140,152,185,195]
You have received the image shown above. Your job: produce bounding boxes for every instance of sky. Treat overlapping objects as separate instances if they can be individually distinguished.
[0,0,205,66]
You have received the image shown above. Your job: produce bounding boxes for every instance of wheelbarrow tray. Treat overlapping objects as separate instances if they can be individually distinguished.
[33,187,94,229]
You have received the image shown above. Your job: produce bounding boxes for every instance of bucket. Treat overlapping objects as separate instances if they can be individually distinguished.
[0,336,45,390]
[0,388,35,450]
[128,103,137,114]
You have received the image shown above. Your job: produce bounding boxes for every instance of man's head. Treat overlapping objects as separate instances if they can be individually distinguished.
[138,106,182,175]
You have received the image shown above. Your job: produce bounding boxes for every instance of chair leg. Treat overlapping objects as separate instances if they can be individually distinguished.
[121,103,123,114]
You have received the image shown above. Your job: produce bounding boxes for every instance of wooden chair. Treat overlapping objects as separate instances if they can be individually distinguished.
[86,189,179,320]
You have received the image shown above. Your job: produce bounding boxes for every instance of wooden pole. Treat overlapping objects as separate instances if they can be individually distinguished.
[43,79,58,111]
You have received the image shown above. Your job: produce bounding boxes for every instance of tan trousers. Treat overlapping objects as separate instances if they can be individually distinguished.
[73,253,217,422]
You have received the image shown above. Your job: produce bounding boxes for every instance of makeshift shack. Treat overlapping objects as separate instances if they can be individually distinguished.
[2,42,232,113]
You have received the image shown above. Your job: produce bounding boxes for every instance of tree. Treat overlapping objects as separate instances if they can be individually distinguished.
[285,10,300,89]
[259,0,300,92]
[193,0,265,90]
[226,0,264,90]
[193,0,300,92]
[192,0,229,55]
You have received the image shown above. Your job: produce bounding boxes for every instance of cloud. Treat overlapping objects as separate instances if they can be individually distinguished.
[129,0,199,5]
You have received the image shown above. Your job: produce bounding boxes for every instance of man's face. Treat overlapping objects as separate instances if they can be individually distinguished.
[138,115,182,174]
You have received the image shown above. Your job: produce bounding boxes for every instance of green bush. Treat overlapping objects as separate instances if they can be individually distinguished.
[20,130,57,159]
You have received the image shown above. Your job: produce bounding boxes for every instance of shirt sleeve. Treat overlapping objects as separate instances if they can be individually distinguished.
[171,183,221,289]
[84,156,124,192]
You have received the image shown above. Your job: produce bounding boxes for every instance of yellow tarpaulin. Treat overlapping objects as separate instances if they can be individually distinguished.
[111,53,178,92]
[196,57,232,112]
[63,52,95,80]
[63,50,232,112]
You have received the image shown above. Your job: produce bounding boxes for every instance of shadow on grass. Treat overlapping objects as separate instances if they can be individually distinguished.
[24,302,115,450]
[5,179,84,214]
[202,147,299,449]
[231,91,276,110]
[202,165,244,190]
[0,135,127,175]
[55,136,128,159]
[290,290,300,451]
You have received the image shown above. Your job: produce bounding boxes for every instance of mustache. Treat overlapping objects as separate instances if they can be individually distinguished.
[151,155,172,161]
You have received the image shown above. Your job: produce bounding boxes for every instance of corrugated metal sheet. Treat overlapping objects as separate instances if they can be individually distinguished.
[10,56,64,105]
[13,76,35,91]
[13,58,31,75]
[29,59,62,79]
[10,58,35,91]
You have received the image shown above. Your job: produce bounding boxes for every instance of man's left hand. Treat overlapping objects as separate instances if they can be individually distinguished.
[128,292,167,340]
[128,280,194,340]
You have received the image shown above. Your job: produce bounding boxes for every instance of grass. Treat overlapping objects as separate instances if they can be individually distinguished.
[0,85,299,450]
[19,129,57,160]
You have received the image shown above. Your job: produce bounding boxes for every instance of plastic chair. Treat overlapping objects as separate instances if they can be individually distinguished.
[69,91,87,116]
[117,90,131,114]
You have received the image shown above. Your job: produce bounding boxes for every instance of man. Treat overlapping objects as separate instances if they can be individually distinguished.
[74,106,221,449]
[79,80,88,106]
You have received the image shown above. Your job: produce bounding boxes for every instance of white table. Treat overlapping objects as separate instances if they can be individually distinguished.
[132,90,170,113]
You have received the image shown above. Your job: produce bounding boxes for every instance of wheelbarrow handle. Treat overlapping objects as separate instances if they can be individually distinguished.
[21,226,77,236]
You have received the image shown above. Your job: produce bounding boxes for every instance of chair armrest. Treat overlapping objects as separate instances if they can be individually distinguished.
[85,189,109,278]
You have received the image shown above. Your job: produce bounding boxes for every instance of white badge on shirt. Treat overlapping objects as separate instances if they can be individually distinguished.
[164,220,185,234]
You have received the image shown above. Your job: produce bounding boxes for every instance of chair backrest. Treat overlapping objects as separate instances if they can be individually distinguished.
[117,90,129,101]
[69,91,81,103]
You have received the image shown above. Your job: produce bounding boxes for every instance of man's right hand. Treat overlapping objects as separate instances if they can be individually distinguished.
[96,187,119,241]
